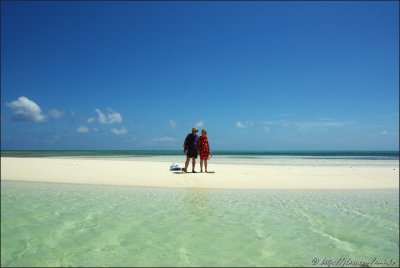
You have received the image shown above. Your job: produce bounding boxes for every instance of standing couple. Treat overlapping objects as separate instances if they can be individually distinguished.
[183,127,212,173]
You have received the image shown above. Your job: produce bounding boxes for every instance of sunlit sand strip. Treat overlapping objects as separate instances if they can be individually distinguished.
[1,157,398,189]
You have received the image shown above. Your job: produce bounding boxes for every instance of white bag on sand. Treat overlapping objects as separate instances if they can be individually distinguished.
[170,163,182,171]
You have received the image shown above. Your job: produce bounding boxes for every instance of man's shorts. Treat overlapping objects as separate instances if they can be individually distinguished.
[186,150,198,159]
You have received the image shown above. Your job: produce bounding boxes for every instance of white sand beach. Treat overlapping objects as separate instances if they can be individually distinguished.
[1,157,398,189]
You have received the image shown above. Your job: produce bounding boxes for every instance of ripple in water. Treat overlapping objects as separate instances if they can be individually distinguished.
[1,181,399,267]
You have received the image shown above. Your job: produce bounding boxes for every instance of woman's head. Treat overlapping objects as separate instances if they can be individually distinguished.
[201,129,207,136]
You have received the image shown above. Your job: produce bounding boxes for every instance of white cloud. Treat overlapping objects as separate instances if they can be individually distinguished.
[95,108,122,124]
[49,109,64,119]
[235,121,253,128]
[6,96,46,123]
[380,130,398,136]
[263,120,288,126]
[87,117,95,123]
[107,110,122,124]
[169,119,178,128]
[110,127,127,135]
[153,137,178,142]
[77,125,90,133]
[294,120,354,129]
[92,128,99,133]
[263,126,271,133]
[195,121,204,128]
[236,121,246,128]
[263,119,354,129]
[95,109,107,124]
[372,130,398,137]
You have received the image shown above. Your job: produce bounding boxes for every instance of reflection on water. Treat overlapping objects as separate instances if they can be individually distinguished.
[1,181,399,267]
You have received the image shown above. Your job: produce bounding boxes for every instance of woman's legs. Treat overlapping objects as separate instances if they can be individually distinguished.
[200,159,204,172]
[204,160,208,172]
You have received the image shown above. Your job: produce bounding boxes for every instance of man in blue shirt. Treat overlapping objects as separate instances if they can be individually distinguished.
[183,127,199,173]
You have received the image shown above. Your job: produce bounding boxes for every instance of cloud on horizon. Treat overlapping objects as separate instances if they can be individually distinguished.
[380,130,398,136]
[6,96,47,123]
[235,121,253,128]
[77,125,89,133]
[294,120,354,129]
[195,121,204,128]
[169,119,178,129]
[262,119,354,130]
[110,127,127,135]
[49,109,64,119]
[95,108,122,124]
[153,136,178,143]
[263,126,271,133]
[263,120,289,127]
[87,117,95,123]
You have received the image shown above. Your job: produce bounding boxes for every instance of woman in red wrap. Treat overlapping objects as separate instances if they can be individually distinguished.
[198,129,212,173]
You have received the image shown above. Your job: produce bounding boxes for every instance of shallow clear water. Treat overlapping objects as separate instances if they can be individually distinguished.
[1,181,399,267]
[2,150,398,160]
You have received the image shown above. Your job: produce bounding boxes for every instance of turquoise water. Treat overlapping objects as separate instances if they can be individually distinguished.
[1,181,399,267]
[1,150,399,160]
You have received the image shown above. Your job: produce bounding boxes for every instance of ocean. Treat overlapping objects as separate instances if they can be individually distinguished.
[1,150,399,267]
[1,150,399,160]
[1,181,398,267]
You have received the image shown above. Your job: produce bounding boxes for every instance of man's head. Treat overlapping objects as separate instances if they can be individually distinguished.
[192,127,198,134]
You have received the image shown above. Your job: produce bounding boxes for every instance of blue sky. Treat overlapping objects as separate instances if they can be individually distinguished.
[1,1,399,150]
